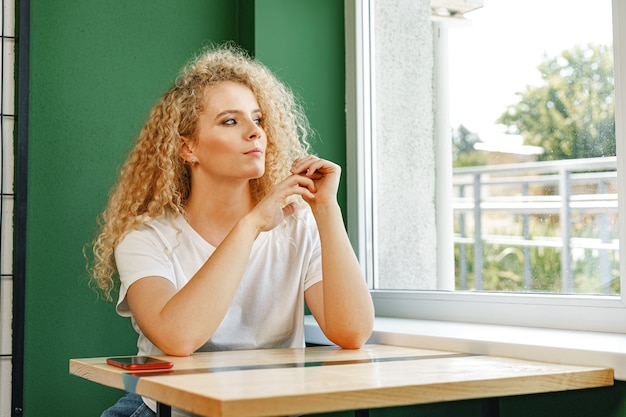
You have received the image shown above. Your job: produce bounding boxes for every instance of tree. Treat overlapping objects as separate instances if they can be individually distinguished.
[452,124,487,167]
[497,43,615,161]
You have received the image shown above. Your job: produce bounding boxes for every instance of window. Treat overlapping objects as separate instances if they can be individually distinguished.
[345,0,626,332]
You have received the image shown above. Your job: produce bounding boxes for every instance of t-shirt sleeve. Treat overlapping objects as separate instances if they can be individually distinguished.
[303,211,323,291]
[114,227,176,317]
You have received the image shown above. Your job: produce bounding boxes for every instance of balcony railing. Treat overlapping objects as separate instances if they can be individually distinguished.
[453,156,619,294]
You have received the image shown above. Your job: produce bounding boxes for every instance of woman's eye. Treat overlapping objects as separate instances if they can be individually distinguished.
[223,119,236,125]
[254,117,263,125]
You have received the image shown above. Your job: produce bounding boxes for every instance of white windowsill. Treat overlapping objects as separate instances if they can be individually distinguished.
[304,315,626,381]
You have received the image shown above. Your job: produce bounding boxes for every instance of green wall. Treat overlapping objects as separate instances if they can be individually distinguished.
[250,0,347,209]
[21,0,626,416]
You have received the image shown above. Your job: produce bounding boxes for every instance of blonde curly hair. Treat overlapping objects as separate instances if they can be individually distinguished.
[88,43,312,301]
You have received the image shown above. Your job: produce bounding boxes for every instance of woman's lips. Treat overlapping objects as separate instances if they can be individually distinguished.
[245,147,263,157]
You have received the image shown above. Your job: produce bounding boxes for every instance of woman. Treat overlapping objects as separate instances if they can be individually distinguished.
[88,43,374,416]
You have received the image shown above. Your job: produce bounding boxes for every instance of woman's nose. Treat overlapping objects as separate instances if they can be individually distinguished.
[247,120,263,140]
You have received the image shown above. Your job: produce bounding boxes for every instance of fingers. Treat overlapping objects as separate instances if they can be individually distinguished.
[288,174,316,198]
[289,155,341,206]
[290,155,339,178]
[252,157,339,231]
[253,177,315,231]
[264,175,315,211]
[282,201,300,217]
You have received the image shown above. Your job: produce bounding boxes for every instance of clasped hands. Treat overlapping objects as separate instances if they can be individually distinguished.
[250,155,341,232]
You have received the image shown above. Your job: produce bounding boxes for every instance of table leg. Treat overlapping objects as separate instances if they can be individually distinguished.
[481,398,500,417]
[156,402,172,417]
[355,409,369,417]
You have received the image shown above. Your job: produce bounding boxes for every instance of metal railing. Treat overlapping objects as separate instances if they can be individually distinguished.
[453,156,619,294]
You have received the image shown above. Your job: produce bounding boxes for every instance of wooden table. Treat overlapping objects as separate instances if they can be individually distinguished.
[70,344,613,417]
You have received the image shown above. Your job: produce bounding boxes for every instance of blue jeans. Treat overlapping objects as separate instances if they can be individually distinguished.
[100,392,156,417]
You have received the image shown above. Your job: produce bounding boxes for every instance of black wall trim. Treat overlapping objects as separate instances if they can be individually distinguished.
[12,0,29,415]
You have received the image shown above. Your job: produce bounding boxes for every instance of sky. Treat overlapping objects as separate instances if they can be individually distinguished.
[447,0,614,147]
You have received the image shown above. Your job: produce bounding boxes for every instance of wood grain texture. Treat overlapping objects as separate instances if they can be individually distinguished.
[70,344,614,417]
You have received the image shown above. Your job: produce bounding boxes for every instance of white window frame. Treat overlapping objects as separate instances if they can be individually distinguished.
[345,0,626,334]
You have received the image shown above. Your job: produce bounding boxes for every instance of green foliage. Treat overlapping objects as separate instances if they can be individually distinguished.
[455,219,620,294]
[497,43,615,161]
[452,124,488,167]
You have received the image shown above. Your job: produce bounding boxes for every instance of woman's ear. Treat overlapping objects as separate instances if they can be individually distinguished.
[179,136,196,165]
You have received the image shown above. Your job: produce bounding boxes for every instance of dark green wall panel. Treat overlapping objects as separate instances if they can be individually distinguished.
[253,0,347,210]
[501,381,626,417]
[310,382,626,417]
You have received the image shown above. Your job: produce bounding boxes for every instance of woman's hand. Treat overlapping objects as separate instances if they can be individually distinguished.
[246,172,315,232]
[290,155,341,206]
[245,155,341,233]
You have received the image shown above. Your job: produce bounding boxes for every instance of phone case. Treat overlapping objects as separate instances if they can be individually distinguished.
[106,356,174,370]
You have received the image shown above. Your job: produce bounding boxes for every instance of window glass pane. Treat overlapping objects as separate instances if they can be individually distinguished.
[371,0,618,295]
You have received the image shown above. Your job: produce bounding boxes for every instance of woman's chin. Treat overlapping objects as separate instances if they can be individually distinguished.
[247,169,265,180]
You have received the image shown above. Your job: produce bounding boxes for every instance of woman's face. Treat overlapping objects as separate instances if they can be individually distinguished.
[189,81,267,184]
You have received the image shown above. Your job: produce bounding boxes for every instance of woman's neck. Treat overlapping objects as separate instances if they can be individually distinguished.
[184,181,254,246]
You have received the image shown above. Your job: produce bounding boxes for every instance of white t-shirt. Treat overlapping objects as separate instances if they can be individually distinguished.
[114,209,323,356]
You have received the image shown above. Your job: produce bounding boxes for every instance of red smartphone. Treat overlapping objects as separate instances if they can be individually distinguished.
[106,356,174,370]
